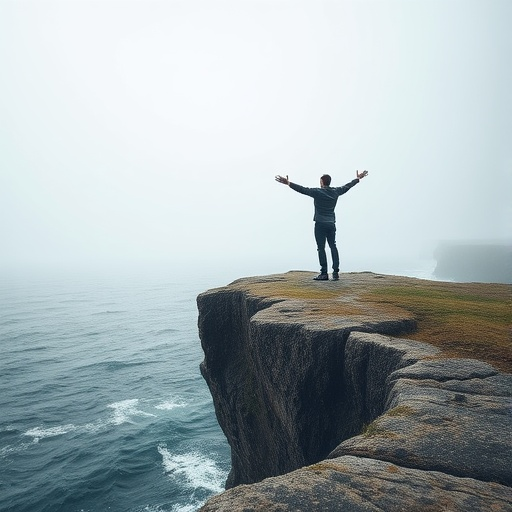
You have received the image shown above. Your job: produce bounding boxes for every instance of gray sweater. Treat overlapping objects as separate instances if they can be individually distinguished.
[289,179,359,223]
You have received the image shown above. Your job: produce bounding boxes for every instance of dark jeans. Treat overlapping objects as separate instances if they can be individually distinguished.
[314,222,339,274]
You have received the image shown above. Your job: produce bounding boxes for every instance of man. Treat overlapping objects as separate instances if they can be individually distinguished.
[275,170,369,280]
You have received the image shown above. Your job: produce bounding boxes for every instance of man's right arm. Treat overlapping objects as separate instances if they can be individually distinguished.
[275,175,314,197]
[289,182,314,197]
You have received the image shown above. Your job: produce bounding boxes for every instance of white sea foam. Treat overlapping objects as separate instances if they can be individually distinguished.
[154,398,187,411]
[23,417,112,443]
[0,442,32,457]
[137,505,198,512]
[0,445,13,457]
[136,506,171,512]
[108,399,157,425]
[170,504,201,512]
[22,398,159,445]
[24,424,78,442]
[157,445,226,494]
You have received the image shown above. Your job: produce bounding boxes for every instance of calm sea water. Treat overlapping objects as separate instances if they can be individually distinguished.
[0,269,235,512]
[0,261,437,512]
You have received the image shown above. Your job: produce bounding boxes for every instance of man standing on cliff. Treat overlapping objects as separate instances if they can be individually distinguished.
[275,170,369,281]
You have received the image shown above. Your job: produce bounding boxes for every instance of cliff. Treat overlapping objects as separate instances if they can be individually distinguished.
[197,271,512,511]
[434,241,512,283]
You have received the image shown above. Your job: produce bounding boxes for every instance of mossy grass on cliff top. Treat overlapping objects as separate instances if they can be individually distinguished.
[240,280,341,300]
[364,283,511,372]
[231,272,511,373]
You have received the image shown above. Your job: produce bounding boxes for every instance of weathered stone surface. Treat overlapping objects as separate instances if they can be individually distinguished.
[331,371,512,486]
[389,358,499,382]
[197,271,512,510]
[200,456,512,512]
[198,274,425,488]
[341,332,439,436]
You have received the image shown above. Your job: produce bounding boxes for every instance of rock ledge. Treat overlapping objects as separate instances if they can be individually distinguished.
[197,272,512,511]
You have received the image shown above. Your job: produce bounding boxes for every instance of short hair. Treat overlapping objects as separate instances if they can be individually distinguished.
[321,174,331,186]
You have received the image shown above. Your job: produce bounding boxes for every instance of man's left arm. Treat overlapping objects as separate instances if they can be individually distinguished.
[337,170,369,195]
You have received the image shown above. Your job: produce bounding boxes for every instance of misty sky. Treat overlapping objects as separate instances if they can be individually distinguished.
[1,0,511,276]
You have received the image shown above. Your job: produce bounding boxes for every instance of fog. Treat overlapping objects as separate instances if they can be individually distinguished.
[1,0,511,279]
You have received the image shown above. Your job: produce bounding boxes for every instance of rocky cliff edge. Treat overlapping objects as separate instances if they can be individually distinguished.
[197,271,512,511]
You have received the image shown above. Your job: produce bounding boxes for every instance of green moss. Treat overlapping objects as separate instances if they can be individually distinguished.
[360,421,397,438]
[235,274,512,372]
[364,284,512,371]
[386,405,416,417]
[306,462,348,473]
[246,282,341,300]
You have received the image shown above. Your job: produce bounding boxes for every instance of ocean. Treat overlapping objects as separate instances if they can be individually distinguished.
[0,268,235,512]
[0,261,438,512]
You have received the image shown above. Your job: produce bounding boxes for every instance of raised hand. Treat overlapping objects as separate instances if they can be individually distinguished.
[356,170,368,179]
[275,174,289,185]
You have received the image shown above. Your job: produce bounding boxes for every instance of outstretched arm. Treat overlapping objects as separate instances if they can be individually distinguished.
[275,174,290,185]
[275,175,314,197]
[335,170,369,196]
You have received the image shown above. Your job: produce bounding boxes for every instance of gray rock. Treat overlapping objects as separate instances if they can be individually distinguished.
[198,275,427,488]
[332,376,512,486]
[197,272,512,510]
[200,456,512,512]
[431,373,512,397]
[389,358,498,382]
[342,332,439,433]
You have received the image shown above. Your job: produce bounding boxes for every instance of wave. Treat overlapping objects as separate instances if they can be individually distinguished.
[129,505,200,512]
[0,318,21,326]
[153,328,180,336]
[77,360,159,372]
[57,298,92,304]
[0,442,33,458]
[107,399,157,425]
[22,420,112,443]
[171,504,203,512]
[0,425,19,434]
[157,445,226,494]
[130,507,173,512]
[18,397,186,447]
[91,310,127,315]
[24,423,79,442]
[154,399,187,411]
[84,331,102,337]
[131,505,199,512]
[4,344,53,356]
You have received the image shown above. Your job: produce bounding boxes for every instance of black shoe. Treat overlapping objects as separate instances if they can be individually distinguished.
[313,273,329,281]
[332,272,339,280]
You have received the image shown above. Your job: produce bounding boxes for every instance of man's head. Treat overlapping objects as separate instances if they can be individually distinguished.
[320,174,331,187]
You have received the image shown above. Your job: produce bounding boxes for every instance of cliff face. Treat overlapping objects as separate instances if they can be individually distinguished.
[197,272,512,511]
[434,241,512,283]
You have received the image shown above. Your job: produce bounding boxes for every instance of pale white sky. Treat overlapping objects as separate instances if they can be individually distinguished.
[1,0,511,276]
